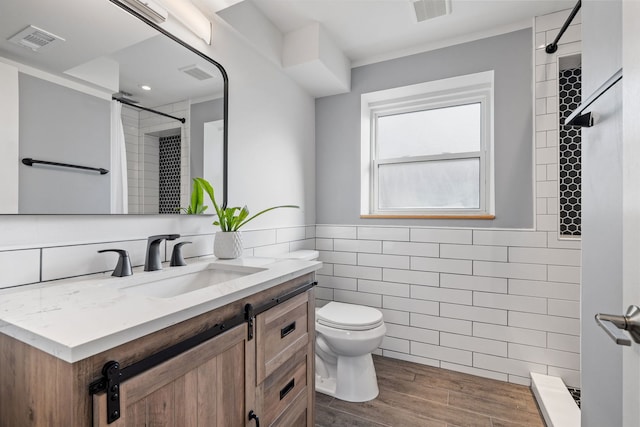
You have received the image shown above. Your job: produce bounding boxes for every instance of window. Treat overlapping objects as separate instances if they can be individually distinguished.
[361,71,494,218]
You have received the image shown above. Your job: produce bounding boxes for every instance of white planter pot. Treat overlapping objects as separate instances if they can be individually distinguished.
[214,231,243,259]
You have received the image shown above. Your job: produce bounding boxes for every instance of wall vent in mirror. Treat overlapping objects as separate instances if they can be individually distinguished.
[180,64,216,81]
[8,25,65,51]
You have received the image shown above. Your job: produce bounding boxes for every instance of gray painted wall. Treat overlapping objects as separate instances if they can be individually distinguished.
[581,0,623,425]
[316,29,533,228]
[190,98,224,181]
[18,74,110,214]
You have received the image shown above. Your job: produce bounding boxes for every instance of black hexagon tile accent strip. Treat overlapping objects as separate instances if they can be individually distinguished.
[159,134,181,214]
[559,67,582,236]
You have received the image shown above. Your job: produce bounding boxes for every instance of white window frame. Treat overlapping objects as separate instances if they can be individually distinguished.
[360,71,495,217]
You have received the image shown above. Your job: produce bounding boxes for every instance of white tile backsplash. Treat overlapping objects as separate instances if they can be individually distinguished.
[0,249,40,288]
[42,240,148,281]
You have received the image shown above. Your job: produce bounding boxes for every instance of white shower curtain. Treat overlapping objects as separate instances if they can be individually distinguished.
[110,100,128,214]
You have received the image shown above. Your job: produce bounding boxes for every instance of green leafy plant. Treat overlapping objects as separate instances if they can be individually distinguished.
[180,178,210,214]
[193,177,298,232]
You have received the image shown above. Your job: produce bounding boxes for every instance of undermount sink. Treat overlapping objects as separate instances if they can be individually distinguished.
[120,264,266,299]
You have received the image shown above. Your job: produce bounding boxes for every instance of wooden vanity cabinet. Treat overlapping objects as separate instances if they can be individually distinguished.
[0,272,315,427]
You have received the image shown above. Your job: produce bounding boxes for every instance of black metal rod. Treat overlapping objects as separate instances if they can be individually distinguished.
[106,0,228,209]
[22,158,109,174]
[565,68,622,127]
[113,97,185,123]
[546,0,581,54]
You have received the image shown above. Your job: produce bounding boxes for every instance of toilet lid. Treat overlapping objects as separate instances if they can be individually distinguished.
[316,302,384,331]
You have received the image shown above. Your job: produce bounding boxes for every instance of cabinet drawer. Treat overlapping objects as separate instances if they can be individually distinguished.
[263,353,308,426]
[256,291,309,382]
[271,389,308,427]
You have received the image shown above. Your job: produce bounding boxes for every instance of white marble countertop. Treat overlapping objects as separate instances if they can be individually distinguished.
[0,256,321,363]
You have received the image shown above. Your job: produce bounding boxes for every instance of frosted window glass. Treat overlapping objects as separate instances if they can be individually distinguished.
[377,103,481,159]
[378,159,480,209]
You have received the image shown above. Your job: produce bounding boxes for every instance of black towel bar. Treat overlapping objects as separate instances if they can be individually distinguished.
[22,158,109,175]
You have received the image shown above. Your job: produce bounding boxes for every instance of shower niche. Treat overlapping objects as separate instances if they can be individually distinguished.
[558,54,582,237]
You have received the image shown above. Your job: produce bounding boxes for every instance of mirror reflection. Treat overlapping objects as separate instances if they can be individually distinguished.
[0,0,225,214]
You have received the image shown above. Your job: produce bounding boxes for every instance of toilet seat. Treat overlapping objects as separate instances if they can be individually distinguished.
[316,302,384,331]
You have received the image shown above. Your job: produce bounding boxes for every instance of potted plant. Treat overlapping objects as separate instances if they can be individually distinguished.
[193,177,298,259]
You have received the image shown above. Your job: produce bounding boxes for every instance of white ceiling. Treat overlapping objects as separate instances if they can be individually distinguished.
[249,0,576,66]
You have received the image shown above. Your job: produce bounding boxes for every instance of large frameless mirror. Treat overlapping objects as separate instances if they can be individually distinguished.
[0,0,227,214]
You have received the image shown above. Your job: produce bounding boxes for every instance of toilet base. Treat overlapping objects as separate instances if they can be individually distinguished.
[315,353,380,402]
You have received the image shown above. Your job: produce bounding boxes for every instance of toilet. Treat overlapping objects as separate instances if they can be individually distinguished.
[315,301,386,402]
[281,250,387,402]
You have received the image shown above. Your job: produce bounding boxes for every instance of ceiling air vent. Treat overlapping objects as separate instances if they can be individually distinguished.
[179,64,215,81]
[8,25,65,51]
[119,0,168,23]
[413,0,452,22]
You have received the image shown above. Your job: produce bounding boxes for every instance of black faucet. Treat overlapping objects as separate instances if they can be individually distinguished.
[144,234,180,271]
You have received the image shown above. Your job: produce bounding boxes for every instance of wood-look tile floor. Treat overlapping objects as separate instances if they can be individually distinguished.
[315,355,545,427]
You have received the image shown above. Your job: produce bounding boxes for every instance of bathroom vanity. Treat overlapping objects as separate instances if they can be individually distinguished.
[0,257,320,427]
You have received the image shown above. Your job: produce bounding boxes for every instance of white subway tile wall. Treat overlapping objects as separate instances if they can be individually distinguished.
[0,226,315,289]
[315,221,581,388]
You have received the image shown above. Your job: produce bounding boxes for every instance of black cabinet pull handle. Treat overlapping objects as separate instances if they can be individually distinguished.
[281,321,296,338]
[280,378,295,400]
[248,410,260,427]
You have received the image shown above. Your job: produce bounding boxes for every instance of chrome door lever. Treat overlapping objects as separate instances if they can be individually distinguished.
[595,305,640,346]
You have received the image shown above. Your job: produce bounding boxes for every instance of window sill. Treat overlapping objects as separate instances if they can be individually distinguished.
[360,214,496,220]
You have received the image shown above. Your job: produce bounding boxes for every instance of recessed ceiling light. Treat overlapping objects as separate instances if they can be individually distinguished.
[140,84,151,91]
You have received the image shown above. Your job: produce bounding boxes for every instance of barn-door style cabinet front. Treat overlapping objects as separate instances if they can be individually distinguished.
[93,323,253,427]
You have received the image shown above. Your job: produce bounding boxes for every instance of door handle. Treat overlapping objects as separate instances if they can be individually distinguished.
[595,305,640,346]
